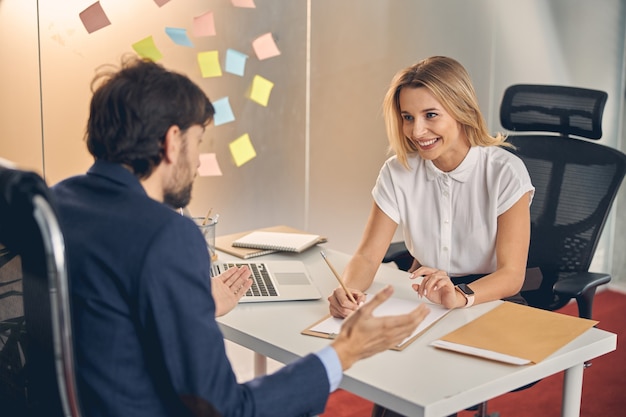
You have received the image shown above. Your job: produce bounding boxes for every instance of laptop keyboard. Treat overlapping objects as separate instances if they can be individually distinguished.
[220,263,278,297]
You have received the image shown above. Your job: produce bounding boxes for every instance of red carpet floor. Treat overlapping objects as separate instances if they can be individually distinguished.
[321,289,626,417]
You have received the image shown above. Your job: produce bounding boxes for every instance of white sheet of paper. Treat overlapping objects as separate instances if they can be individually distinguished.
[310,294,451,347]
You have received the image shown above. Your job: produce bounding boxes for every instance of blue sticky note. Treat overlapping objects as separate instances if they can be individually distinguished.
[213,97,235,126]
[165,27,194,47]
[225,48,248,77]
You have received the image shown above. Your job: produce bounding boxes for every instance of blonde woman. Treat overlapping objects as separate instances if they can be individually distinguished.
[329,56,534,320]
[328,56,534,417]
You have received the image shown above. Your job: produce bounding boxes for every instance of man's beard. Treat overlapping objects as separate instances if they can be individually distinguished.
[164,151,194,209]
[164,181,193,209]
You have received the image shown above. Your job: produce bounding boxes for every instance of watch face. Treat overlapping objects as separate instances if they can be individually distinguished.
[457,283,474,295]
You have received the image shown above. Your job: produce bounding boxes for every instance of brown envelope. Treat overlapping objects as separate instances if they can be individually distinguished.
[438,302,598,364]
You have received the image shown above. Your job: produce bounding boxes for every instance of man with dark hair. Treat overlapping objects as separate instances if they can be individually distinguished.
[51,56,428,417]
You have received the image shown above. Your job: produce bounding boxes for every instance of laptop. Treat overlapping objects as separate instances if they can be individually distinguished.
[211,260,321,303]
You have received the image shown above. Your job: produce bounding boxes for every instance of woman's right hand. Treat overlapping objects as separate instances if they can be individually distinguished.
[328,286,367,318]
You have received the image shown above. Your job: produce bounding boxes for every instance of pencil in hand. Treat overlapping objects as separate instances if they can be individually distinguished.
[320,251,358,304]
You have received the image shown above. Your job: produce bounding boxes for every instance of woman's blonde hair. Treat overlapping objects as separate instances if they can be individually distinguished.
[383,56,507,169]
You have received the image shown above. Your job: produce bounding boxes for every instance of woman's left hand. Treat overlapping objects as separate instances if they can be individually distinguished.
[410,266,457,308]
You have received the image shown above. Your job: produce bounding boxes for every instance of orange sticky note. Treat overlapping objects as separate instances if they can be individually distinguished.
[229,134,257,167]
[252,33,281,60]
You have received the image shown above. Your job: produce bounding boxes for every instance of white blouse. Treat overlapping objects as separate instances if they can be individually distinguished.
[373,146,534,276]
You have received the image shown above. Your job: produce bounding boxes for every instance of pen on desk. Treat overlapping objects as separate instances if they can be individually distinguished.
[320,251,358,304]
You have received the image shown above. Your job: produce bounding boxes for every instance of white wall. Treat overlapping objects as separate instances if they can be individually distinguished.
[0,0,42,174]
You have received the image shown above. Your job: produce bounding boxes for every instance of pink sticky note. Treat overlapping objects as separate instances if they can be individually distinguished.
[252,33,281,60]
[198,153,223,177]
[79,2,111,34]
[231,0,256,8]
[193,11,216,37]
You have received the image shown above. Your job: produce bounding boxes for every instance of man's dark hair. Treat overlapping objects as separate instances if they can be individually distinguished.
[86,56,215,178]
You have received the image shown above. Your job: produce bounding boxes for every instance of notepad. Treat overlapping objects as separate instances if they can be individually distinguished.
[302,295,452,351]
[216,226,327,259]
[232,231,321,253]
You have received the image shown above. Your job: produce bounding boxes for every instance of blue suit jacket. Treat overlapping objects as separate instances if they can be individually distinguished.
[52,160,330,417]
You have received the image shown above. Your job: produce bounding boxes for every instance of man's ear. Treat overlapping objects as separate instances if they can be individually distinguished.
[162,125,182,164]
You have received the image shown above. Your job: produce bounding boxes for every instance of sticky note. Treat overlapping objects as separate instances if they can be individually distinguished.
[231,0,256,8]
[225,49,248,77]
[193,11,216,37]
[132,36,163,62]
[229,134,257,167]
[79,2,111,34]
[154,0,170,6]
[198,153,223,176]
[165,27,194,47]
[247,75,274,107]
[252,33,281,60]
[197,51,222,78]
[213,97,235,126]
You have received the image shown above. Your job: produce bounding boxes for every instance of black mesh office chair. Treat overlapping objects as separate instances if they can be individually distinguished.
[0,164,83,417]
[382,84,626,416]
[500,84,626,319]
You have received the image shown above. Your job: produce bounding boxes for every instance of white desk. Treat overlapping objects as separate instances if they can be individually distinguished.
[216,247,617,417]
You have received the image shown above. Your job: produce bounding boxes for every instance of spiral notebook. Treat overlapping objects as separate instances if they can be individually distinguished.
[232,231,321,253]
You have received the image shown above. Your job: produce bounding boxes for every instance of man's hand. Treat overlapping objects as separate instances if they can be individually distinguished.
[211,266,253,317]
[330,285,429,370]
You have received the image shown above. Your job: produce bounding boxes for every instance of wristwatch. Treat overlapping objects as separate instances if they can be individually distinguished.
[455,283,475,308]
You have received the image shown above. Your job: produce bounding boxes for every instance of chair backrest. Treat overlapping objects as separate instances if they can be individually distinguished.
[0,165,82,417]
[500,84,607,139]
[501,84,626,310]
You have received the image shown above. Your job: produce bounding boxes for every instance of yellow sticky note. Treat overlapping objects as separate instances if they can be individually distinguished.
[132,36,162,62]
[229,134,256,167]
[197,51,222,78]
[247,75,274,107]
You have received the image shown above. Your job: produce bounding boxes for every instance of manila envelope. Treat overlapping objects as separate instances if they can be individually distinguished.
[435,301,598,364]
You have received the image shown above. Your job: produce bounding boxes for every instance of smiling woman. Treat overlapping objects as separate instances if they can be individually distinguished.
[326,56,535,417]
[398,87,470,173]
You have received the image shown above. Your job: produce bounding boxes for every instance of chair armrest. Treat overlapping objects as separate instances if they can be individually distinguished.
[553,272,611,298]
[383,241,409,263]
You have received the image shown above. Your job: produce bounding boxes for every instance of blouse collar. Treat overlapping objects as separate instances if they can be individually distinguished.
[424,146,479,183]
